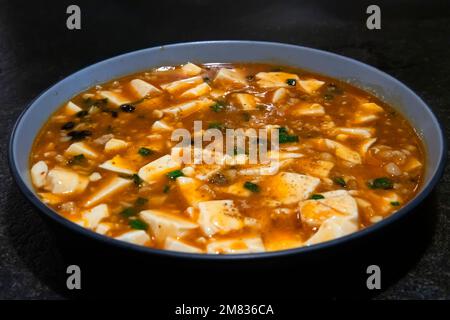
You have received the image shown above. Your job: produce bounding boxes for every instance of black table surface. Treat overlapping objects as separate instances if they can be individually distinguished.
[0,0,449,300]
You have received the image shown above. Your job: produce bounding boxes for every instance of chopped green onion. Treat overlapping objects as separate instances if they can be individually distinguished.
[278,127,299,144]
[167,170,184,180]
[163,185,170,193]
[132,174,143,187]
[138,147,153,156]
[333,177,346,187]
[210,102,225,113]
[68,154,86,165]
[134,197,148,207]
[244,181,260,193]
[390,201,400,206]
[129,219,148,230]
[310,194,325,200]
[368,177,394,190]
[121,207,136,218]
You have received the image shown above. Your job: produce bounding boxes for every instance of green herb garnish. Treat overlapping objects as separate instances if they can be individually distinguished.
[68,154,86,165]
[368,177,394,190]
[132,174,143,187]
[278,127,299,144]
[138,147,153,156]
[244,181,260,193]
[129,219,148,230]
[167,170,184,180]
[333,177,347,187]
[134,197,148,207]
[390,201,400,206]
[121,207,136,218]
[310,194,325,200]
[210,102,225,113]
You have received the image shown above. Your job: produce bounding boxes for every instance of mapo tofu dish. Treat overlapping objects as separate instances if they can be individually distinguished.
[30,62,424,254]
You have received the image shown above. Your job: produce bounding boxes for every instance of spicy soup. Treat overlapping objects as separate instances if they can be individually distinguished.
[30,62,424,254]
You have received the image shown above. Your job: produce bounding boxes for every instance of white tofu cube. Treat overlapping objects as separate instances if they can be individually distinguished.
[181,62,203,76]
[291,103,325,117]
[64,101,83,115]
[255,72,299,88]
[197,200,244,236]
[104,138,128,153]
[297,79,325,94]
[115,230,150,245]
[233,93,258,110]
[84,177,132,207]
[206,237,265,254]
[151,120,173,133]
[45,167,89,195]
[213,68,248,88]
[305,216,358,246]
[82,204,109,229]
[99,155,136,175]
[160,76,203,95]
[262,172,320,205]
[176,177,213,206]
[138,154,181,184]
[164,237,203,253]
[65,142,98,159]
[162,97,214,118]
[129,79,161,98]
[31,160,48,188]
[299,190,358,227]
[139,210,198,244]
[98,90,130,106]
[179,82,211,100]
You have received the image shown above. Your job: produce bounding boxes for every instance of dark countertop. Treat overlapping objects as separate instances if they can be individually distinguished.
[0,0,448,300]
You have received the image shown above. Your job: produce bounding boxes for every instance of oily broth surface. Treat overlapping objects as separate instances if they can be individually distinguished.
[30,63,424,253]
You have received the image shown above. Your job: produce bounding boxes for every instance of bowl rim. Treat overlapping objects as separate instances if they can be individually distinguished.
[8,40,447,260]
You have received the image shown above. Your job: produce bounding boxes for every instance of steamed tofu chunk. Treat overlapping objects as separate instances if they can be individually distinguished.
[164,237,203,253]
[160,76,203,95]
[95,222,112,235]
[45,167,89,195]
[162,97,214,118]
[31,160,48,188]
[255,72,299,88]
[129,79,161,98]
[99,155,136,175]
[262,172,320,206]
[297,79,325,94]
[181,62,203,76]
[271,88,289,103]
[354,102,384,124]
[98,90,130,106]
[317,139,362,164]
[216,182,252,198]
[206,237,265,254]
[403,157,422,171]
[197,200,244,236]
[82,204,109,229]
[104,138,128,153]
[38,192,63,205]
[151,120,174,133]
[213,68,248,88]
[115,230,150,245]
[64,101,82,115]
[233,93,258,110]
[295,159,335,178]
[176,177,213,206]
[291,103,325,117]
[138,154,181,184]
[305,216,358,246]
[84,177,132,207]
[65,142,98,159]
[179,82,211,100]
[335,127,375,139]
[299,190,358,227]
[139,210,199,244]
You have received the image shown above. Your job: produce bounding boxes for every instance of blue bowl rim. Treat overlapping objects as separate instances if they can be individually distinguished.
[8,40,447,261]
